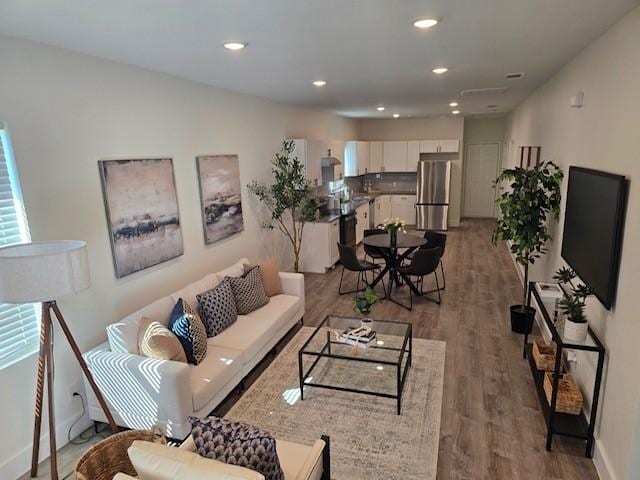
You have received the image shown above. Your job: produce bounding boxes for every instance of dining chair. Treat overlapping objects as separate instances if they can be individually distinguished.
[337,243,381,295]
[423,231,447,291]
[398,246,442,308]
[363,228,386,265]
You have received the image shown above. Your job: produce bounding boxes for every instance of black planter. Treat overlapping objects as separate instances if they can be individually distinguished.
[510,305,536,334]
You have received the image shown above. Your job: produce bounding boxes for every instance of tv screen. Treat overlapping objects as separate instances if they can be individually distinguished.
[561,166,627,309]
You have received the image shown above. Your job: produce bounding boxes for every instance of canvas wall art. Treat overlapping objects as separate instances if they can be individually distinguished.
[196,154,244,244]
[99,158,184,278]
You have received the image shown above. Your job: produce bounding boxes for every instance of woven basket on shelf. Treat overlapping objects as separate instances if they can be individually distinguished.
[543,372,583,415]
[75,427,165,480]
[532,338,556,371]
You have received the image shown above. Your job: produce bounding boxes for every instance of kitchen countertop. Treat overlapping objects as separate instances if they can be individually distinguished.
[312,192,417,223]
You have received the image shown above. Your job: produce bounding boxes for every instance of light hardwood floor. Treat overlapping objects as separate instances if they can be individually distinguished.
[23,219,598,480]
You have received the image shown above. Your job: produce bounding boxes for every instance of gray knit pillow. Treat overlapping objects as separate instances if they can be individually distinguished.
[225,266,269,315]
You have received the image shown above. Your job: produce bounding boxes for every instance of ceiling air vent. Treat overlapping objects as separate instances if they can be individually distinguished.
[460,87,509,97]
[506,72,525,79]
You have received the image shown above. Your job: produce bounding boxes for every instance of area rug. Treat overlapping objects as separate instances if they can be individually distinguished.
[226,326,446,480]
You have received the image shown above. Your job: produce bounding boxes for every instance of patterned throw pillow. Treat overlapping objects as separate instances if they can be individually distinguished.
[189,416,284,480]
[138,317,187,363]
[168,299,207,365]
[197,279,238,338]
[226,266,269,315]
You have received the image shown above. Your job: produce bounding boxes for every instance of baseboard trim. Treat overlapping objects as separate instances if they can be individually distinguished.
[0,410,91,480]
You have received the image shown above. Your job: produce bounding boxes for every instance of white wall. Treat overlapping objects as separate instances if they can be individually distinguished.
[359,117,465,226]
[0,35,358,479]
[504,6,640,479]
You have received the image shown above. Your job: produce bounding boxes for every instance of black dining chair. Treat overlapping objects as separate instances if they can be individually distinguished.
[398,246,443,307]
[423,231,447,291]
[337,243,382,295]
[363,228,386,265]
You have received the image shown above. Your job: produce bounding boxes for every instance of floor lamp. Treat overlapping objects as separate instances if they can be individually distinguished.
[0,241,118,479]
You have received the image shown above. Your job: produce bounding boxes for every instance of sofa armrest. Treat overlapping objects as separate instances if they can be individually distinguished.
[298,438,326,480]
[279,272,305,299]
[83,344,193,426]
[113,474,137,480]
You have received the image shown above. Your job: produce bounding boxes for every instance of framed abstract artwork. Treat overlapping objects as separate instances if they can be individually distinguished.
[196,154,244,245]
[99,158,184,278]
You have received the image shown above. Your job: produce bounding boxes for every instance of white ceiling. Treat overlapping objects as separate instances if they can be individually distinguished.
[0,0,637,118]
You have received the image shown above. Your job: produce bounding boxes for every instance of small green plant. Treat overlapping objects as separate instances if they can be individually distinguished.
[353,287,379,316]
[553,267,592,324]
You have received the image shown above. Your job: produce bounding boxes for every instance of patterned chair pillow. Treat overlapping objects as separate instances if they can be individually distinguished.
[197,279,238,338]
[189,416,284,480]
[168,299,207,365]
[226,266,269,315]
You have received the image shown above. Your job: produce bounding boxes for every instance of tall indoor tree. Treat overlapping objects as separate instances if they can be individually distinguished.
[248,140,316,272]
[492,160,564,333]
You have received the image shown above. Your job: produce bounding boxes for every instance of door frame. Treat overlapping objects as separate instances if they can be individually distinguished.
[462,142,501,218]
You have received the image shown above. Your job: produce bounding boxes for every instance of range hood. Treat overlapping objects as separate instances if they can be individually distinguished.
[321,149,341,167]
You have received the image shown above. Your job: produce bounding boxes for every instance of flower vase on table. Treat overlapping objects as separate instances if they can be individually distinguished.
[382,218,407,249]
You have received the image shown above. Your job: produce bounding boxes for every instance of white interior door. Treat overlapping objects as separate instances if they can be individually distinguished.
[463,143,500,218]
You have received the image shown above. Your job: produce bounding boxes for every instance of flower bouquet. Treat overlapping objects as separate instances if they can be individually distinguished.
[381,218,407,248]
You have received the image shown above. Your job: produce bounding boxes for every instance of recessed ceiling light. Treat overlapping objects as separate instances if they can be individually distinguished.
[433,67,448,74]
[413,18,439,29]
[223,42,247,51]
[449,102,459,107]
[312,80,327,87]
[393,113,400,118]
[377,106,385,111]
[452,110,460,115]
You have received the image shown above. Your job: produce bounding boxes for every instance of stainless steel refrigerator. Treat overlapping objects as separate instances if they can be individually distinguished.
[416,159,451,230]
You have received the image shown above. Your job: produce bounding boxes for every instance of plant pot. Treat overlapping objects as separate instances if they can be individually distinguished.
[510,305,536,334]
[564,318,588,343]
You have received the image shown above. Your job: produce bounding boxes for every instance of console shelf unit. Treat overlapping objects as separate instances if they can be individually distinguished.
[523,281,605,458]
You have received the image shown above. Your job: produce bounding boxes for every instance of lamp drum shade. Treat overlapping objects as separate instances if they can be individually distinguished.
[0,241,91,303]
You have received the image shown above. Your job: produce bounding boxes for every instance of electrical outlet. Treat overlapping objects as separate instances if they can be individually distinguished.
[70,380,84,400]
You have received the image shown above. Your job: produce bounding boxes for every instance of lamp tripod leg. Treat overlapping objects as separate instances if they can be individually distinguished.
[50,302,119,433]
[30,304,50,478]
[45,307,58,480]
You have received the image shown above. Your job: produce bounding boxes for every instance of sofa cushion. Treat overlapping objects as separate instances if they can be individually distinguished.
[206,316,277,367]
[138,317,187,363]
[171,273,219,311]
[276,439,316,480]
[226,266,269,315]
[169,299,208,365]
[216,258,250,280]
[244,294,302,335]
[107,296,175,354]
[190,345,243,412]
[189,417,283,480]
[128,440,263,480]
[197,279,238,338]
[244,258,282,297]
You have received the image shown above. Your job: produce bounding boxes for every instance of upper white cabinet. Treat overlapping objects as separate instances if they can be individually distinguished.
[291,139,328,187]
[407,141,420,171]
[344,141,370,177]
[419,139,459,154]
[382,141,408,172]
[330,139,345,180]
[369,142,383,173]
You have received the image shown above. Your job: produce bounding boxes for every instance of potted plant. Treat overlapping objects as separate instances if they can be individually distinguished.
[381,218,407,248]
[248,140,317,272]
[553,267,592,342]
[353,287,379,322]
[492,161,564,334]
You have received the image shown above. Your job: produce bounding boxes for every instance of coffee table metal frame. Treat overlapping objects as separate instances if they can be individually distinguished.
[298,315,412,414]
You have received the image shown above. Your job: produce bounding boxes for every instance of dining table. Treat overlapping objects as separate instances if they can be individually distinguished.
[362,232,427,309]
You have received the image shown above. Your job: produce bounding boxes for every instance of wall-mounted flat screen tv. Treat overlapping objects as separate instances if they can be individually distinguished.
[561,166,628,309]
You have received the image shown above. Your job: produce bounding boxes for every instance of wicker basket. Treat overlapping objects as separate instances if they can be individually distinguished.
[532,339,556,371]
[75,427,165,480]
[543,372,583,415]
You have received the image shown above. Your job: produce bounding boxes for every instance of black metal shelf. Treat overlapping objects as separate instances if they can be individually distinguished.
[524,281,606,458]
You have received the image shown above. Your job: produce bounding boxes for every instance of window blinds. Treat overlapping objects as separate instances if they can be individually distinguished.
[0,128,39,369]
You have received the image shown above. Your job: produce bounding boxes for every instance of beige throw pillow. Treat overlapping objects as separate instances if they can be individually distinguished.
[128,440,263,480]
[243,257,282,297]
[138,317,187,363]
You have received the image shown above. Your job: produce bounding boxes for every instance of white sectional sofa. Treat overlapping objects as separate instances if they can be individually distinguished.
[82,258,305,439]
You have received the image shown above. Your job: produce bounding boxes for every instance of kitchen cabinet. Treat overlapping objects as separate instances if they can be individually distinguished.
[369,141,383,172]
[330,139,345,181]
[300,219,340,273]
[390,195,416,225]
[419,139,460,154]
[344,141,370,177]
[407,140,420,171]
[355,204,368,244]
[291,139,326,187]
[382,141,408,172]
[375,195,392,225]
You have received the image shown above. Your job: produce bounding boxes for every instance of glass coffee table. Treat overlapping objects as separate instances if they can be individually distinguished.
[298,315,412,414]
